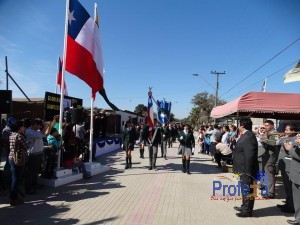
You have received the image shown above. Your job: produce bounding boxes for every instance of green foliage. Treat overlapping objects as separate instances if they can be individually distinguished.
[189,91,226,125]
[134,104,147,115]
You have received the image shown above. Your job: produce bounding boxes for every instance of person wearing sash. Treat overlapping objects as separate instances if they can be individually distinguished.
[147,120,162,170]
[260,120,281,199]
[178,124,195,175]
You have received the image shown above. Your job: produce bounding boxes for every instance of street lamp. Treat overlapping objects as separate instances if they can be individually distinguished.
[192,73,216,91]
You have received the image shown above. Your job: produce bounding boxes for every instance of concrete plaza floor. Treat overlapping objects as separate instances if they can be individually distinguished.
[0,142,294,225]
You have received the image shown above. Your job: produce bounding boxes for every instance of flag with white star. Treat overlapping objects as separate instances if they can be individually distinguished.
[65,0,104,99]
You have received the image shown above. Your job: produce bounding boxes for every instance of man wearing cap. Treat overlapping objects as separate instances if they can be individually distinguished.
[25,118,46,194]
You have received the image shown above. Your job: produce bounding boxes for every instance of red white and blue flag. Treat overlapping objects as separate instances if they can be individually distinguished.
[147,90,154,136]
[157,100,171,124]
[65,0,104,99]
[56,57,68,96]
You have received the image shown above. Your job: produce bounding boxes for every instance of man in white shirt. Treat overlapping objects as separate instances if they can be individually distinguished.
[25,118,45,194]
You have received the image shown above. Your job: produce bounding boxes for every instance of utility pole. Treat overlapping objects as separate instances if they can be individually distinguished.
[211,70,225,107]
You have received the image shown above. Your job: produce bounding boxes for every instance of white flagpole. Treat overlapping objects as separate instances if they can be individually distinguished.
[57,0,70,170]
[55,57,59,94]
[88,2,98,163]
[89,97,94,163]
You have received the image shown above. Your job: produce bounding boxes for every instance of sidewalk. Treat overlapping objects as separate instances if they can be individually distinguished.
[0,142,294,225]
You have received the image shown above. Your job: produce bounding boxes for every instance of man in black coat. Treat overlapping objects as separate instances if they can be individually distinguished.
[233,117,258,218]
[147,121,162,170]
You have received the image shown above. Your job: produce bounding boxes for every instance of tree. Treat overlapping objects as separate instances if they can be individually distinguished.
[134,104,147,115]
[169,112,175,122]
[189,91,226,125]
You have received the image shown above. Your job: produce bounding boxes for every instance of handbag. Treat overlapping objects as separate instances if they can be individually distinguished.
[13,134,28,166]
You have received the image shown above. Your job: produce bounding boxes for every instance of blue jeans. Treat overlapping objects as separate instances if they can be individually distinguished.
[9,158,24,200]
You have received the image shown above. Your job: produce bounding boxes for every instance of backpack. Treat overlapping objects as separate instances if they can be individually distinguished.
[205,136,211,145]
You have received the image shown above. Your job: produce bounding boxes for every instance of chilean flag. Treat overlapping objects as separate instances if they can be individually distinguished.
[147,90,154,136]
[65,0,104,99]
[56,57,68,96]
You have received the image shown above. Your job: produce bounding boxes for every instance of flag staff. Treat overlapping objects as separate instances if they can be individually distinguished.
[88,2,98,163]
[55,56,59,94]
[57,0,70,170]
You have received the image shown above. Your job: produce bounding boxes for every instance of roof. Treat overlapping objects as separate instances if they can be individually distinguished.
[211,91,300,119]
[13,98,44,103]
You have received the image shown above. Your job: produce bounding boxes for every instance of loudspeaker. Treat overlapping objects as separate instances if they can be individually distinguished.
[0,90,12,114]
[71,108,83,124]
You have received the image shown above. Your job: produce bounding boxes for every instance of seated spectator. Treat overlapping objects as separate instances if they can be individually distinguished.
[63,124,91,179]
[215,137,233,168]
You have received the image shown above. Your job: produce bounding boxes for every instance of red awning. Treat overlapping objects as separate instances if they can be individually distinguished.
[211,91,300,119]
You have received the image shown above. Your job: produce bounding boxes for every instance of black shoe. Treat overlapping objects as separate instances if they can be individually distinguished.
[281,207,295,213]
[287,220,300,225]
[83,173,92,179]
[164,156,167,160]
[187,171,191,175]
[148,167,153,170]
[236,212,252,218]
[10,198,24,206]
[25,189,37,195]
[234,206,242,212]
[125,164,129,169]
[153,165,156,170]
[277,204,287,209]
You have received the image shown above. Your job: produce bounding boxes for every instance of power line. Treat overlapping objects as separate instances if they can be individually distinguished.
[220,36,300,98]
[224,59,299,100]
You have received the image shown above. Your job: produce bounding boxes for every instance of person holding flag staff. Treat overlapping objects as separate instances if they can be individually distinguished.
[147,119,163,170]
[122,120,136,169]
[178,124,195,175]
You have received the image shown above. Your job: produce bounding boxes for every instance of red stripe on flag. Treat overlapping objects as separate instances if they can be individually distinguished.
[65,35,104,98]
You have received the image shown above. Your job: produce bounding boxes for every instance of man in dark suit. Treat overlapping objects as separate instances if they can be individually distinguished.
[284,137,300,225]
[161,123,170,159]
[277,124,296,213]
[147,120,162,170]
[233,117,258,218]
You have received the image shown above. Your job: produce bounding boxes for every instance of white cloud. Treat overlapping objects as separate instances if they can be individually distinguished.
[0,35,22,55]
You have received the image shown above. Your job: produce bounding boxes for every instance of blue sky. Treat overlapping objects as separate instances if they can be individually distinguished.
[0,0,300,119]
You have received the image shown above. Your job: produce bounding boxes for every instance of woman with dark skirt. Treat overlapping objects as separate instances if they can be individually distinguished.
[122,121,136,169]
[178,124,195,175]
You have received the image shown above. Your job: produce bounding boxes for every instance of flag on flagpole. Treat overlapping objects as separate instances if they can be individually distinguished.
[157,100,172,124]
[56,57,68,96]
[261,78,266,92]
[65,0,104,99]
[284,61,300,83]
[147,89,154,136]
